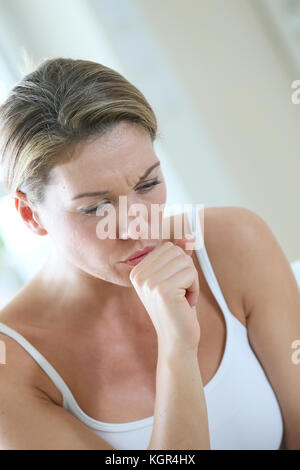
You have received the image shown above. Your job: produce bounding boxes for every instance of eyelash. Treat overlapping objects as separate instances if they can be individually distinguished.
[79,178,162,215]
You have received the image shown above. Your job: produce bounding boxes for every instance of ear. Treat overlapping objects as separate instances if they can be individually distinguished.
[14,191,48,236]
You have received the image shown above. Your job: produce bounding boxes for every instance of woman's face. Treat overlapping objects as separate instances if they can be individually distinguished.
[36,121,167,287]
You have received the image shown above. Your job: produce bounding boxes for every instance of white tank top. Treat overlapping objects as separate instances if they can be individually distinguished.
[0,209,285,450]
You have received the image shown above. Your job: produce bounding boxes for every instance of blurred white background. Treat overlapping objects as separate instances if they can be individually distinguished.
[0,0,300,308]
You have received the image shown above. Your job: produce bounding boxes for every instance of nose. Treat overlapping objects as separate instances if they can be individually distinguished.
[118,202,150,241]
[118,215,150,240]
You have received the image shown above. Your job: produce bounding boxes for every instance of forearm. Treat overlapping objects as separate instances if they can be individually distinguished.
[147,347,210,450]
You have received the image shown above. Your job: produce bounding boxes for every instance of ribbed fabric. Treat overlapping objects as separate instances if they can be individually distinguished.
[0,207,285,449]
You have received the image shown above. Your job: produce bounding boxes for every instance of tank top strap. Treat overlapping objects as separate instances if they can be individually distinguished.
[186,205,245,328]
[196,243,234,322]
[0,321,72,406]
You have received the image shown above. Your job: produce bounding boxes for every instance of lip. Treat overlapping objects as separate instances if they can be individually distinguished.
[121,245,156,263]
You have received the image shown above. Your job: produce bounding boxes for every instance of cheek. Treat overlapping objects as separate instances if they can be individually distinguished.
[47,212,104,259]
[67,218,110,258]
[43,207,121,278]
[158,183,167,200]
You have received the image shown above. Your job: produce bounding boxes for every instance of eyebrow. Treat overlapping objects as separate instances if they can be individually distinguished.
[71,161,161,200]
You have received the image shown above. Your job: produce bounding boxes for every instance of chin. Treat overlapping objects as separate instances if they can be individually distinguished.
[113,278,133,288]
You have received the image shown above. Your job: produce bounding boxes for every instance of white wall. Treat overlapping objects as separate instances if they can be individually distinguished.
[128,0,300,262]
[0,0,299,263]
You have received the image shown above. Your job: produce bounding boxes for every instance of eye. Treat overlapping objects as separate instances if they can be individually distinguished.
[79,178,161,215]
[137,178,161,193]
[79,200,112,215]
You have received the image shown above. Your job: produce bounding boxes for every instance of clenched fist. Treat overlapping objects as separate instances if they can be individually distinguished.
[129,236,201,354]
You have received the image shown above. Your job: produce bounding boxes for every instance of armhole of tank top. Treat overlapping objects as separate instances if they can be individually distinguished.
[0,321,71,407]
[186,206,247,332]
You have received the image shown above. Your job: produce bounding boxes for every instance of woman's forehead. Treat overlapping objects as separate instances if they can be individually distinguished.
[52,148,157,188]
[48,141,159,199]
[74,122,152,159]
[56,125,154,174]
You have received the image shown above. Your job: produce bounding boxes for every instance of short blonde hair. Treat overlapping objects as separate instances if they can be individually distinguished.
[0,57,158,205]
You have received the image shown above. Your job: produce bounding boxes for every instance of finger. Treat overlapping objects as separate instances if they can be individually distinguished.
[129,241,171,279]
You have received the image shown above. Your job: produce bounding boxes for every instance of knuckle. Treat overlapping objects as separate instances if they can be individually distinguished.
[182,254,192,266]
[173,245,183,255]
[184,266,195,279]
[185,265,194,274]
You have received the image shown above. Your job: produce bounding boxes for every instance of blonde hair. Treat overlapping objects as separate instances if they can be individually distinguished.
[0,57,159,205]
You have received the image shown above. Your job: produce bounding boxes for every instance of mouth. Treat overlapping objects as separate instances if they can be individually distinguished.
[121,245,156,265]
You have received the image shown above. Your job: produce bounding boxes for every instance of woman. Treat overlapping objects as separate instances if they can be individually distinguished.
[0,58,298,450]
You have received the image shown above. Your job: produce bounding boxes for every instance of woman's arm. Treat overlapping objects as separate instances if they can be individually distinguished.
[0,345,210,450]
[149,346,210,450]
[214,207,300,450]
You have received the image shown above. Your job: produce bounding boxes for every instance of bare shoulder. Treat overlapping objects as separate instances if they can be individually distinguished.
[0,326,55,413]
[196,205,270,324]
[201,205,261,246]
[169,204,256,245]
[171,205,257,324]
[0,300,62,406]
[201,205,269,319]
